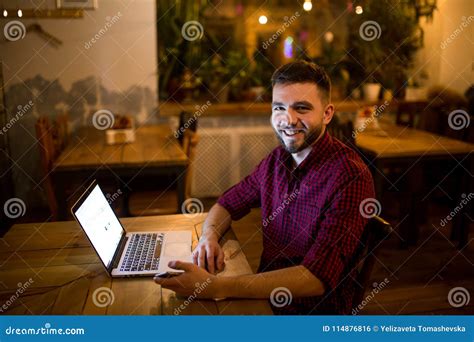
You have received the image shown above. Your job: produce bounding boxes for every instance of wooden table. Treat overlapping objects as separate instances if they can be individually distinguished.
[53,125,188,219]
[0,214,272,315]
[356,123,474,248]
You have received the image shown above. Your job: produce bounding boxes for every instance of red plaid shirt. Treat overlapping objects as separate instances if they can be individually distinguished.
[217,131,375,314]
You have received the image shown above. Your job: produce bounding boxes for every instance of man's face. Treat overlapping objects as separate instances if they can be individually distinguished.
[271,82,333,154]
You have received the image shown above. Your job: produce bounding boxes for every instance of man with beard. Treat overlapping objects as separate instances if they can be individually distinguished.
[155,61,375,314]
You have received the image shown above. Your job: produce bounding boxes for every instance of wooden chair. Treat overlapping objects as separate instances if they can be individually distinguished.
[35,115,69,220]
[396,101,427,128]
[351,216,393,312]
[176,110,198,145]
[127,130,199,216]
[327,114,355,147]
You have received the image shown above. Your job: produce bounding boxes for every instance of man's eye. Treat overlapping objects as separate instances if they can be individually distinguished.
[273,107,285,111]
[296,106,309,112]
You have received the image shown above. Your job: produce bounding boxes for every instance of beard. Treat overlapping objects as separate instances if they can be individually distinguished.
[273,122,324,153]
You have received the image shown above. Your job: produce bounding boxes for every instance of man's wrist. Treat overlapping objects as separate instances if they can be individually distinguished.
[201,224,220,242]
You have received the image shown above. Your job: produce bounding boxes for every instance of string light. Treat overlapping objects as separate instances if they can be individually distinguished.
[355,5,363,14]
[284,36,294,58]
[258,15,267,24]
[324,31,334,43]
[303,0,312,12]
[17,9,22,17]
[2,9,7,17]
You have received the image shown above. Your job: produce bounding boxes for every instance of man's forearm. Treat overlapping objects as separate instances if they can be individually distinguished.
[215,265,325,299]
[201,203,232,241]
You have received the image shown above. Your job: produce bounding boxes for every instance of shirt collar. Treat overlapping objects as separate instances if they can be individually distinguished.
[278,129,333,174]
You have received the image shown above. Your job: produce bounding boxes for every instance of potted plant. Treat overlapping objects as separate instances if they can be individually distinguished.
[347,0,423,100]
[247,47,274,102]
[313,40,350,101]
[197,50,250,103]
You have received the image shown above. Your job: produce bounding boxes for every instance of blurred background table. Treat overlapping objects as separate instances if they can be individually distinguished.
[52,125,188,220]
[356,123,474,248]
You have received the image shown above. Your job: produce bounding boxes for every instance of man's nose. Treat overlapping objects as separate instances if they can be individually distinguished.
[286,108,299,126]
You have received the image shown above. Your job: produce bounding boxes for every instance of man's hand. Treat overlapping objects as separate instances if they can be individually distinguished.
[154,261,219,298]
[192,236,225,274]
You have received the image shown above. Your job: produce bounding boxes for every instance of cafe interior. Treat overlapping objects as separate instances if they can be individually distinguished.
[0,0,473,315]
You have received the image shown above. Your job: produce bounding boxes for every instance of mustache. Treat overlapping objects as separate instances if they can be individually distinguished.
[277,124,307,130]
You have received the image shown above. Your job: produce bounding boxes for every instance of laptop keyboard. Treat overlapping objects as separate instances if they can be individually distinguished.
[120,233,164,272]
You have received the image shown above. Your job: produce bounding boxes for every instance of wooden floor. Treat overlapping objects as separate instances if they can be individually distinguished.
[200,199,474,315]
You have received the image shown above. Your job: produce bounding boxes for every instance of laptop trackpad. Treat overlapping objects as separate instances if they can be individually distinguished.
[158,237,192,274]
[163,242,190,258]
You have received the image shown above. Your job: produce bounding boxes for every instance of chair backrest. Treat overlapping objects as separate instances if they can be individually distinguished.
[54,113,69,155]
[35,117,56,173]
[35,115,69,220]
[182,130,199,199]
[351,216,392,311]
[396,101,427,127]
[327,114,355,147]
[177,111,198,146]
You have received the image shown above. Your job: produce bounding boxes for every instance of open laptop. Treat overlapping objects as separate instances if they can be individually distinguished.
[71,180,192,277]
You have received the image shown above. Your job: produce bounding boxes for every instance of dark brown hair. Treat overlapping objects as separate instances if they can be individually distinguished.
[271,61,331,104]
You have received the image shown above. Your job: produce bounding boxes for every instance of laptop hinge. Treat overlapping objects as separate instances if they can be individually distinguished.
[109,234,129,272]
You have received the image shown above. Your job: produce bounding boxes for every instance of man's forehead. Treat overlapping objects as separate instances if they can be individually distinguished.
[272,83,321,103]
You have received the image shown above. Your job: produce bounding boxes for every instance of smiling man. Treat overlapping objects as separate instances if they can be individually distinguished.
[155,61,375,314]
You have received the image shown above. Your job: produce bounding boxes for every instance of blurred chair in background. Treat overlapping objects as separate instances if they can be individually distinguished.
[418,86,469,141]
[327,113,355,147]
[396,100,428,128]
[176,110,198,146]
[35,114,69,220]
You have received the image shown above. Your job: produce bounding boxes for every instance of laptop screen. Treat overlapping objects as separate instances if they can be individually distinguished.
[74,184,124,269]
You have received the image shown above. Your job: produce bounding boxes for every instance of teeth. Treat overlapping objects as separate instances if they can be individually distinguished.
[283,130,303,136]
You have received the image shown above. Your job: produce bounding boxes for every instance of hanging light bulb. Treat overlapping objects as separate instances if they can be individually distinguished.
[3,9,8,17]
[17,8,22,17]
[303,0,312,12]
[258,15,267,25]
[355,5,363,14]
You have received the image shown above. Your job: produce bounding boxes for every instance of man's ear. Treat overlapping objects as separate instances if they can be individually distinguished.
[322,103,335,125]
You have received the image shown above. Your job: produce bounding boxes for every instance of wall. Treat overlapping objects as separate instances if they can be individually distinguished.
[416,0,473,95]
[0,0,157,207]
